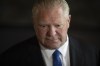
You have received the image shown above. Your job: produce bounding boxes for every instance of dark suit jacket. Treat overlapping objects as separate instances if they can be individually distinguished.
[0,36,99,66]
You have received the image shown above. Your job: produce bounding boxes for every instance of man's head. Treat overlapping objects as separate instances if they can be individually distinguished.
[32,0,71,49]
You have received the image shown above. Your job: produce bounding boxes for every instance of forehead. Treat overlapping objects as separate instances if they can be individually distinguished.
[44,7,63,15]
[37,6,65,22]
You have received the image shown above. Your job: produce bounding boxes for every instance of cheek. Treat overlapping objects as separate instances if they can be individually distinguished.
[57,25,68,39]
[59,28,67,37]
[35,28,47,38]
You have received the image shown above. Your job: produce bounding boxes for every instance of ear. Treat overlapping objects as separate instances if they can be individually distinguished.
[66,15,71,28]
[68,15,71,23]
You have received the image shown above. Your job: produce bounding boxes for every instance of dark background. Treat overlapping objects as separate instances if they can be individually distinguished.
[0,0,100,54]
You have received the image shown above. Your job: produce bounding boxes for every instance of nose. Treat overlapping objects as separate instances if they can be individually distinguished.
[47,26,56,37]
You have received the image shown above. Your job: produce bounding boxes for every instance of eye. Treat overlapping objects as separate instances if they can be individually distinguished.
[55,24,62,28]
[56,25,60,27]
[39,24,47,28]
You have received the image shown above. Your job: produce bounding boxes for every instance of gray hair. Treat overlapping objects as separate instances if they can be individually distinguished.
[32,0,70,18]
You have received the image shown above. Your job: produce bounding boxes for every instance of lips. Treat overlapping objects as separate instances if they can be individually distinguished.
[46,38,58,41]
[46,38,59,43]
[46,36,58,40]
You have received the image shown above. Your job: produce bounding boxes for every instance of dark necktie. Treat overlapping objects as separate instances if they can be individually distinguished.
[52,50,62,66]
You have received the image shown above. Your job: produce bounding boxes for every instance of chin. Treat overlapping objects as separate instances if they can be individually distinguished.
[46,43,61,49]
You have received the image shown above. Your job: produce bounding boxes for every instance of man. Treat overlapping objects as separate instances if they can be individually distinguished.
[0,0,99,66]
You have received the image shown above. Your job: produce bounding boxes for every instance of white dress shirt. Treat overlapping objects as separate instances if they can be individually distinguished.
[40,36,70,66]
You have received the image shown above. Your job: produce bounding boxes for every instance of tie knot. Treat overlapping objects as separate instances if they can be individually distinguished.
[53,50,61,57]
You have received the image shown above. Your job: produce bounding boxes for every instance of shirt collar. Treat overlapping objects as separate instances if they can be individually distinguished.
[58,36,69,57]
[40,35,69,59]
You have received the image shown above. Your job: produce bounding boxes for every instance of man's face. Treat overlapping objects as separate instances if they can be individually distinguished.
[33,7,71,49]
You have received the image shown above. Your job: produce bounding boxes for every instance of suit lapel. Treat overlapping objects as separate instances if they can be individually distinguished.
[69,37,85,66]
[25,37,46,66]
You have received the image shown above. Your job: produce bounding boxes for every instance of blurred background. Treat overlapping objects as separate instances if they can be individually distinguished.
[0,0,100,54]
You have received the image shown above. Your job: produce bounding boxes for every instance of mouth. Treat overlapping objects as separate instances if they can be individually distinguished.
[46,38,59,43]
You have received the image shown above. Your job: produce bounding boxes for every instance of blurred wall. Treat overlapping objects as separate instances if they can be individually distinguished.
[0,0,100,54]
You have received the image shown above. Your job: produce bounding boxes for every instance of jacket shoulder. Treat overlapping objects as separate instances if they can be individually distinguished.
[0,36,42,65]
